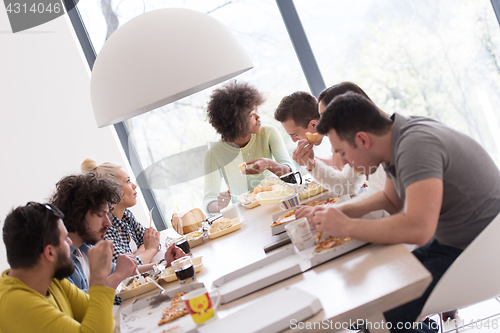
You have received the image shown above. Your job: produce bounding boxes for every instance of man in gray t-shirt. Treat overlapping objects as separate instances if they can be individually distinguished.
[384,113,500,250]
[301,91,500,333]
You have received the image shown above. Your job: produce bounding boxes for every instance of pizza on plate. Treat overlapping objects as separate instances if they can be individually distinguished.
[158,292,189,326]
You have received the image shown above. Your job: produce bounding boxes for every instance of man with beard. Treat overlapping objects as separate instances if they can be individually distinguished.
[0,202,116,332]
[50,173,185,301]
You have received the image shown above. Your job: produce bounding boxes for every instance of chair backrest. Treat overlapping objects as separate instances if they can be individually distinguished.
[419,212,500,318]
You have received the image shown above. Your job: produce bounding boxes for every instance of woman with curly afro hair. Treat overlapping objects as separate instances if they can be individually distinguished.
[204,81,293,213]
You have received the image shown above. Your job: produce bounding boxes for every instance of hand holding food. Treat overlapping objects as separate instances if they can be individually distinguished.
[310,205,351,238]
[293,139,315,170]
[305,132,323,145]
[294,206,315,221]
[108,253,138,288]
[238,162,248,174]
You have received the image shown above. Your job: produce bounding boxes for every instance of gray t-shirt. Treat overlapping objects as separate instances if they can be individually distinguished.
[383,113,500,249]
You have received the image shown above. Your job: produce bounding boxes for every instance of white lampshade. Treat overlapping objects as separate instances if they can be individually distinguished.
[90,8,253,128]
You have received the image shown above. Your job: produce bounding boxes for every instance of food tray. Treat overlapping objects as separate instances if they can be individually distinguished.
[255,188,295,205]
[208,217,243,239]
[160,256,204,282]
[120,282,205,333]
[237,191,261,209]
[185,230,204,248]
[241,200,260,209]
[116,273,160,300]
[298,183,327,199]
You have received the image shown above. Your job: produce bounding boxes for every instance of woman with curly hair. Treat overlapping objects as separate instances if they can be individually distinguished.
[204,81,293,213]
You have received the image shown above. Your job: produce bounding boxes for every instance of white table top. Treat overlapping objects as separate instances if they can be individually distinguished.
[117,201,432,333]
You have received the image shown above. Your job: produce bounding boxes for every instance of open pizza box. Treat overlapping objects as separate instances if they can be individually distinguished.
[271,192,351,235]
[212,236,368,305]
[120,282,206,333]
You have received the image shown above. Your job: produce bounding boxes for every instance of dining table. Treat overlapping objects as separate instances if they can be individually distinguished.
[115,197,432,333]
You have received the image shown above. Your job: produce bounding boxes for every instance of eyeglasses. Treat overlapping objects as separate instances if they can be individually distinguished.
[26,202,56,251]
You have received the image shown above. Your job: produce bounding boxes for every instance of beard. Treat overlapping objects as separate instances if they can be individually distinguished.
[53,248,76,280]
[80,227,108,246]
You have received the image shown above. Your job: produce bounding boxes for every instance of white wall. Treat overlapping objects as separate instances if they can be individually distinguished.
[0,8,148,271]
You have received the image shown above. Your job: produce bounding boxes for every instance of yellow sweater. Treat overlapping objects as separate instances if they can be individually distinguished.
[0,269,115,333]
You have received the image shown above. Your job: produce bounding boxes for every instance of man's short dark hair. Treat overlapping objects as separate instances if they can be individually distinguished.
[206,80,265,142]
[274,91,319,128]
[50,172,121,236]
[318,81,373,106]
[3,202,64,269]
[317,92,393,146]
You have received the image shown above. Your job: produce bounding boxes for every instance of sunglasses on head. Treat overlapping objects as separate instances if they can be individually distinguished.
[26,202,56,251]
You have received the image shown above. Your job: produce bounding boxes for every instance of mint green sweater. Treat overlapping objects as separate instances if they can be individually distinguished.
[203,125,292,210]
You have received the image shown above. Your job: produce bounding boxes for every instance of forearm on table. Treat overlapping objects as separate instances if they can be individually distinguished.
[138,263,156,273]
[340,191,400,218]
[346,212,433,246]
[136,248,158,264]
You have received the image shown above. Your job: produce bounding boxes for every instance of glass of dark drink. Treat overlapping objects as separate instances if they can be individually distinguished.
[171,256,196,284]
[175,236,191,256]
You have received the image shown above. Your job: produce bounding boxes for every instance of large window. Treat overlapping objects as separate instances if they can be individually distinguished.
[76,0,500,228]
[295,0,500,160]
[77,0,309,225]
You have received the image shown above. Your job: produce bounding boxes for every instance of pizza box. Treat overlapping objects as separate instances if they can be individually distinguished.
[208,217,243,239]
[212,237,367,304]
[120,282,206,333]
[185,287,322,333]
[212,247,302,304]
[270,192,348,235]
[160,256,204,282]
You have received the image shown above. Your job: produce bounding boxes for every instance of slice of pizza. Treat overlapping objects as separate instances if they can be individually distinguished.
[158,292,189,326]
[271,210,296,227]
[315,237,353,253]
[307,197,339,207]
[316,231,323,244]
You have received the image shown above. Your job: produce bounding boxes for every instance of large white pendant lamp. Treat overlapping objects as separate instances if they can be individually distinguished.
[90,8,253,127]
